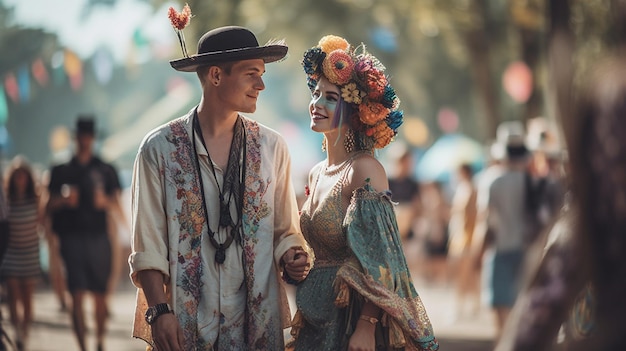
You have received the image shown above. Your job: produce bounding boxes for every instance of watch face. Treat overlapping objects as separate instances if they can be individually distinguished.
[145,304,170,325]
[145,308,156,324]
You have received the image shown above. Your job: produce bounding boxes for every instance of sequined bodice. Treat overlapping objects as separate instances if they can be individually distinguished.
[300,165,352,266]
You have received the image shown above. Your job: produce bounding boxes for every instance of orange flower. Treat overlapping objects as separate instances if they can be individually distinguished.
[318,35,349,54]
[322,50,355,85]
[366,122,395,149]
[359,102,389,125]
[168,4,192,30]
[366,69,387,100]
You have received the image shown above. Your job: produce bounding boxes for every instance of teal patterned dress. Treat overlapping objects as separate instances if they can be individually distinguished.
[291,164,438,350]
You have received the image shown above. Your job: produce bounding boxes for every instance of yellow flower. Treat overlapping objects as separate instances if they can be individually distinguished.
[341,83,365,104]
[318,35,349,54]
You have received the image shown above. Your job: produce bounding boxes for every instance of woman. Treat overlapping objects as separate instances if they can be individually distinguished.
[1,156,43,350]
[288,35,438,351]
[447,163,480,319]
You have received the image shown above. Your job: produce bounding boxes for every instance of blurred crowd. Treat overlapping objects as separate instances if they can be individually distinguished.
[0,117,131,351]
[381,116,568,346]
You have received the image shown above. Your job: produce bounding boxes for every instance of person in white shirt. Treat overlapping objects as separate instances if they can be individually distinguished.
[128,25,313,351]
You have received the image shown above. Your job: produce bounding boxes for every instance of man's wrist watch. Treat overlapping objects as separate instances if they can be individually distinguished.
[145,303,173,325]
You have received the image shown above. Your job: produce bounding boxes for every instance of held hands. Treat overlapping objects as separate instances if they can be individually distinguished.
[151,313,184,351]
[281,247,310,283]
[348,318,377,351]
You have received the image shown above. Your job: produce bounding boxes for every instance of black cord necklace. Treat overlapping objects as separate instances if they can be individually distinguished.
[191,110,246,264]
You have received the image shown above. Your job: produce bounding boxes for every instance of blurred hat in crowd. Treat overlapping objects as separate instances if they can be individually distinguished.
[496,120,529,159]
[75,115,95,135]
[526,116,562,156]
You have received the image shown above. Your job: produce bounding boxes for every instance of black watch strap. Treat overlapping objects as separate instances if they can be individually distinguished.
[145,303,172,325]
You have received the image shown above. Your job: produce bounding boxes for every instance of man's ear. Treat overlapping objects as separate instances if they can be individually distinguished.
[208,66,221,86]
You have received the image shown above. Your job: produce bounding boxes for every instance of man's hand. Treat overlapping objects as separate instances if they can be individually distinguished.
[281,247,310,282]
[151,313,184,351]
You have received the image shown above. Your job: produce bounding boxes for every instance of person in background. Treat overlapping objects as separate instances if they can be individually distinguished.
[289,34,438,350]
[495,48,626,351]
[128,22,312,351]
[418,180,450,285]
[47,116,123,351]
[0,156,43,351]
[473,121,533,342]
[447,163,480,320]
[387,143,422,241]
[39,169,69,313]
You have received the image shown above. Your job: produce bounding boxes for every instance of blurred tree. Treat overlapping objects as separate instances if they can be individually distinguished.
[0,7,59,77]
[1,0,623,168]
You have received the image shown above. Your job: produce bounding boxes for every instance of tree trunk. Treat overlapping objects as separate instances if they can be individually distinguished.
[464,0,500,140]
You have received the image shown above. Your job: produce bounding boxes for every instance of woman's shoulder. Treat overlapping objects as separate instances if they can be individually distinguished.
[347,152,389,193]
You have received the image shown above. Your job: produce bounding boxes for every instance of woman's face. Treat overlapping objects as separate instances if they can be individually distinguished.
[13,169,29,193]
[309,76,341,133]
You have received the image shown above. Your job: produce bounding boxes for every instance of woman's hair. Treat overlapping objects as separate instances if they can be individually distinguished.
[6,157,37,202]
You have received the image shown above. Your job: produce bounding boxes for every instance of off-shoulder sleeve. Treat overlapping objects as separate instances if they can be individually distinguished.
[335,182,439,351]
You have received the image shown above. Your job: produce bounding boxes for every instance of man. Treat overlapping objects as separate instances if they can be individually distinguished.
[474,121,533,341]
[47,116,123,351]
[128,26,312,351]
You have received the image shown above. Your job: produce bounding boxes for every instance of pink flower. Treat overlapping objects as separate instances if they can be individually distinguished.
[168,4,192,58]
[168,4,192,30]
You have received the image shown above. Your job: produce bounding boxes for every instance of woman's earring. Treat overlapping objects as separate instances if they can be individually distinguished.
[344,129,355,153]
[321,136,327,152]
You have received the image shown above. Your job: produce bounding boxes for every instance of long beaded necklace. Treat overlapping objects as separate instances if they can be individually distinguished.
[192,111,245,264]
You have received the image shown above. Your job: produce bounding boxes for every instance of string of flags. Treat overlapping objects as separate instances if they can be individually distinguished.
[0,27,159,126]
[2,49,85,106]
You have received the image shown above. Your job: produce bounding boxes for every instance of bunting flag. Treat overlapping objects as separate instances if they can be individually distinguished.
[92,48,113,85]
[51,50,67,86]
[17,65,31,103]
[4,73,19,103]
[64,50,83,91]
[0,86,8,125]
[32,58,50,86]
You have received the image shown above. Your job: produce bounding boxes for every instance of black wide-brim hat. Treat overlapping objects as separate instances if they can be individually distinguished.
[170,26,288,72]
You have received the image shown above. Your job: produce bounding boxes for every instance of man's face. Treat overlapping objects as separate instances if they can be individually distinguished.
[76,132,95,152]
[216,59,266,114]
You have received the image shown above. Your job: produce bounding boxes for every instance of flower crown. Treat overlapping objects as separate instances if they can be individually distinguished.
[302,35,403,149]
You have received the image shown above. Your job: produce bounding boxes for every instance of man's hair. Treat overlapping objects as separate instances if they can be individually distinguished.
[196,62,235,85]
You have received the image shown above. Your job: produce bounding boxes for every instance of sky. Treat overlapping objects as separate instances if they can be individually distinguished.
[3,0,176,63]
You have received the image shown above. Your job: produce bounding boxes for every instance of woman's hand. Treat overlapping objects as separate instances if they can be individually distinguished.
[282,247,311,282]
[348,318,377,351]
